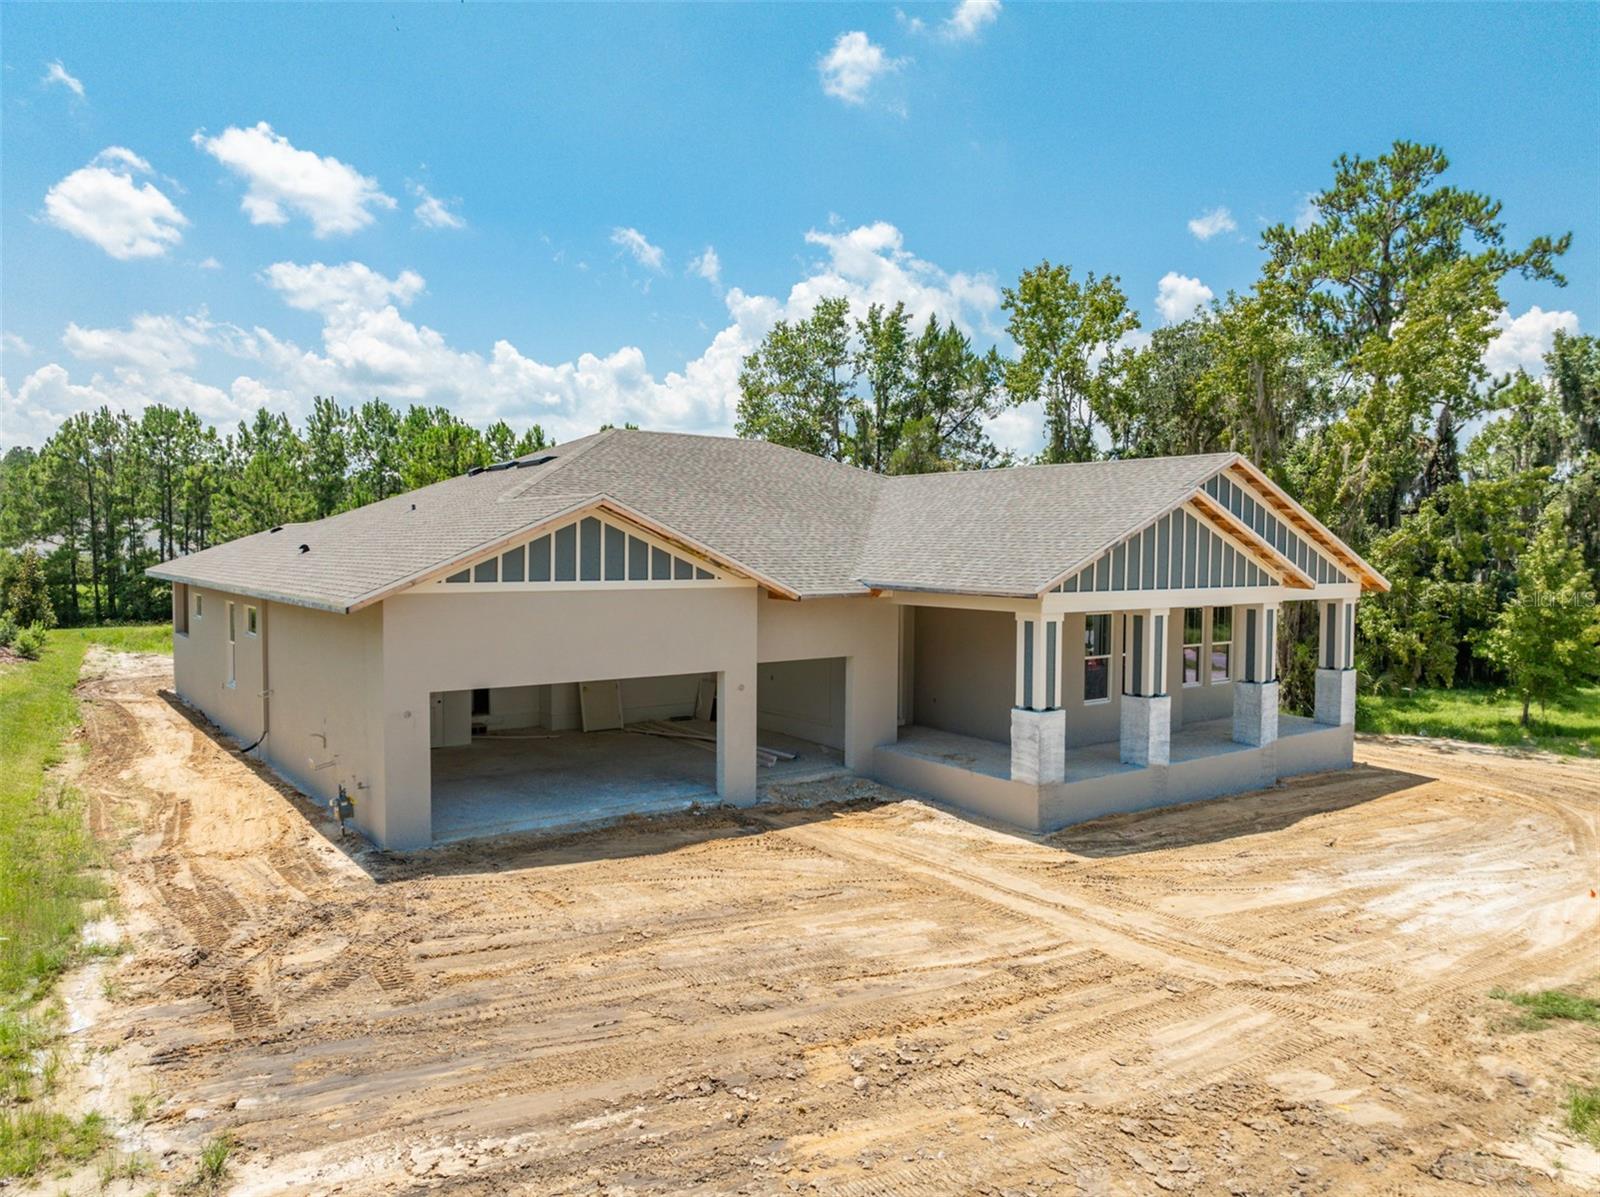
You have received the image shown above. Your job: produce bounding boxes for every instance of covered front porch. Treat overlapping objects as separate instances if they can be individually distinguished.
[876,592,1360,833]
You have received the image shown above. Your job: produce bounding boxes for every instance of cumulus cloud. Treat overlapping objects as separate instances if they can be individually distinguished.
[941,0,1001,40]
[198,256,223,270]
[3,332,36,356]
[1187,206,1237,241]
[43,148,188,259]
[194,122,395,236]
[689,246,722,288]
[42,60,85,98]
[410,183,465,230]
[610,226,665,271]
[819,31,900,104]
[1484,306,1580,377]
[5,221,1010,452]
[1154,272,1214,323]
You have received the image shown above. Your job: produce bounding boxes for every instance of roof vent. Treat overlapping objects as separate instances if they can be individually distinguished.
[298,544,311,554]
[269,525,283,534]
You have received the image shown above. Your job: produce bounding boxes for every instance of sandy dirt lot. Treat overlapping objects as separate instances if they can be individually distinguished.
[63,649,1600,1194]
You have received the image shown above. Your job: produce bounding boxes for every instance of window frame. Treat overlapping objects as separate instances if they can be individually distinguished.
[1181,606,1203,687]
[174,583,190,637]
[225,600,237,689]
[1083,612,1113,705]
[245,605,258,637]
[1210,605,1233,684]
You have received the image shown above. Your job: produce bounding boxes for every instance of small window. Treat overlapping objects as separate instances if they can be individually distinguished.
[1084,614,1112,702]
[1182,607,1203,686]
[174,583,189,636]
[1211,607,1232,683]
[471,688,490,716]
[245,605,258,636]
[194,593,204,618]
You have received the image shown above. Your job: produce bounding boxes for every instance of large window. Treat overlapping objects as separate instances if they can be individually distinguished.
[1211,607,1232,683]
[1084,614,1112,702]
[1182,607,1203,685]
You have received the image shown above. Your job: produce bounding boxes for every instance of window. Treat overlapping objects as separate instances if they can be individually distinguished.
[174,583,189,636]
[226,601,237,687]
[1211,606,1232,683]
[194,593,203,618]
[1182,607,1203,685]
[245,605,258,636]
[1084,614,1112,702]
[471,688,490,716]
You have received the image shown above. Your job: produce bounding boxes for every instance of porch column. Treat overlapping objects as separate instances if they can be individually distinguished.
[1314,597,1358,726]
[716,660,759,805]
[1232,603,1279,747]
[1010,613,1065,785]
[1119,609,1171,767]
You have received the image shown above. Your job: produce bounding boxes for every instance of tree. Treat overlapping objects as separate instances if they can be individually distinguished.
[855,302,912,472]
[737,298,858,463]
[1477,504,1600,726]
[1001,261,1138,463]
[1261,141,1570,537]
[894,316,1007,471]
[347,399,404,508]
[304,396,351,518]
[5,547,56,628]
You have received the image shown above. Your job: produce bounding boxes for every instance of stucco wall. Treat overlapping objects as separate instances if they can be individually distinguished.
[172,586,267,746]
[911,606,1013,744]
[262,601,387,840]
[756,595,899,770]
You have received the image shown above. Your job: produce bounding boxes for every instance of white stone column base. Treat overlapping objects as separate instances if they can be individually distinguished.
[1120,694,1171,767]
[1314,668,1357,727]
[1233,680,1280,747]
[1011,707,1066,785]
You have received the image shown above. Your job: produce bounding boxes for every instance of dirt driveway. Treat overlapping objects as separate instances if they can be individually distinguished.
[72,649,1599,1194]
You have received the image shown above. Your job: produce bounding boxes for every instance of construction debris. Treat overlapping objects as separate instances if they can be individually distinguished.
[626,718,796,768]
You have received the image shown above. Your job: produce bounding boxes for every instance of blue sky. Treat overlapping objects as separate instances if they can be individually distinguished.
[3,1,1596,451]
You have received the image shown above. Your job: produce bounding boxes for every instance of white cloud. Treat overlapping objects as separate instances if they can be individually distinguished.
[43,148,188,260]
[819,31,900,105]
[4,222,1009,452]
[610,226,665,272]
[1154,272,1214,323]
[42,60,85,98]
[1484,306,1580,377]
[1293,193,1319,232]
[410,183,465,230]
[690,246,722,287]
[3,332,36,356]
[193,122,395,237]
[1187,206,1237,241]
[198,256,223,270]
[942,0,1000,40]
[262,260,426,317]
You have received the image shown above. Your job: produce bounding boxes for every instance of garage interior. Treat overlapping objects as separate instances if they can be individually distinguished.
[429,660,848,843]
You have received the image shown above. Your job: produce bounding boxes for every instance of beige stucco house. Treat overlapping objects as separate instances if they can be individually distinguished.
[149,429,1385,850]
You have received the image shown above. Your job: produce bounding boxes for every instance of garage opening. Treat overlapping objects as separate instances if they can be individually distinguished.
[429,667,844,843]
[756,657,848,780]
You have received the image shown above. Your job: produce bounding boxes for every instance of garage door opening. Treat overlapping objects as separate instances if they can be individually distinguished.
[756,657,848,782]
[428,668,844,843]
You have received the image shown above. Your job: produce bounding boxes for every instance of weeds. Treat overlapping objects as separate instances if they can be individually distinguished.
[1490,987,1600,1030]
[1568,1085,1600,1148]
[182,1131,236,1195]
[128,1087,162,1122]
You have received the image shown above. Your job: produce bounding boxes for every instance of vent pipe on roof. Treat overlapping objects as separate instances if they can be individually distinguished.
[298,544,311,554]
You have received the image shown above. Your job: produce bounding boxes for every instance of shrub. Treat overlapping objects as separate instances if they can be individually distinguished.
[12,624,45,661]
[0,614,16,649]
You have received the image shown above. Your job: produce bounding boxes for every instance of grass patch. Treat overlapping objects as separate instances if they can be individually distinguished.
[1357,685,1600,756]
[0,626,164,1177]
[183,1131,236,1195]
[1490,987,1600,1029]
[1570,1085,1600,1148]
[51,622,172,657]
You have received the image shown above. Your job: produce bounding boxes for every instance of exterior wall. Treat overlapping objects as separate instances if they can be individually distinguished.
[263,602,387,840]
[756,594,899,771]
[172,586,268,746]
[1167,603,1235,729]
[1058,611,1122,747]
[910,606,1013,743]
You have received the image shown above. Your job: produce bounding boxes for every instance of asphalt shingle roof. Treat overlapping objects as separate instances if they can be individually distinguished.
[147,430,1249,609]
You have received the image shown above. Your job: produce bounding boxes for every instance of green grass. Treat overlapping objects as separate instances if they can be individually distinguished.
[1570,1085,1600,1149]
[0,624,165,1178]
[50,623,172,657]
[1490,987,1600,1030]
[1357,684,1600,756]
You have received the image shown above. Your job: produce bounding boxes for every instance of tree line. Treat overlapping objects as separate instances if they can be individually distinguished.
[3,141,1597,719]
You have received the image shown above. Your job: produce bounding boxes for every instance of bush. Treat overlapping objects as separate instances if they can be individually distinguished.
[12,624,45,661]
[0,615,16,650]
